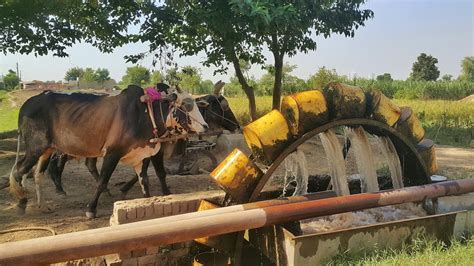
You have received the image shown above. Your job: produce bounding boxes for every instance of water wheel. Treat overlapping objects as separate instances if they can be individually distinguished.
[197,83,437,265]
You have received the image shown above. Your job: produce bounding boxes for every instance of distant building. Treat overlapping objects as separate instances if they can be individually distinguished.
[22,80,65,90]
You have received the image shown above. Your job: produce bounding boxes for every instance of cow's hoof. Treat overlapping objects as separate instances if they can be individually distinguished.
[163,190,171,196]
[39,205,53,214]
[86,211,96,219]
[56,191,67,198]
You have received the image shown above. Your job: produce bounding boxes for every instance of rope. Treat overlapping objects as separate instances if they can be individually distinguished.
[0,227,56,236]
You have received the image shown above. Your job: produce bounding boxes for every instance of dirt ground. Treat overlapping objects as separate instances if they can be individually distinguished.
[1,129,472,244]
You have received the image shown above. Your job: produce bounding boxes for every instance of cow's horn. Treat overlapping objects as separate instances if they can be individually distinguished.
[214,80,225,95]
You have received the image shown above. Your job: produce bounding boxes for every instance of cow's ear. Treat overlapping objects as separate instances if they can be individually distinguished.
[196,100,209,108]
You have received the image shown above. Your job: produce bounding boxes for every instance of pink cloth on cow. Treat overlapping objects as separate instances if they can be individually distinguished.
[145,87,162,102]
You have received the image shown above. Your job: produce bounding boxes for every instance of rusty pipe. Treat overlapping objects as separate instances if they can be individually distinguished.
[1,179,473,265]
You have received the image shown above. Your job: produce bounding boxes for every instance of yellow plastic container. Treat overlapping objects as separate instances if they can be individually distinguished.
[417,139,438,176]
[243,110,292,164]
[210,149,263,202]
[281,90,329,136]
[194,200,237,251]
[397,107,425,144]
[369,90,401,126]
[323,83,366,119]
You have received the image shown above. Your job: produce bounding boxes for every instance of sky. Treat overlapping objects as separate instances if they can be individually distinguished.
[0,0,473,83]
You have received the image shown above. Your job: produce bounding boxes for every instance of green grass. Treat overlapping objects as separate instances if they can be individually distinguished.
[328,236,474,266]
[0,91,19,133]
[227,96,473,147]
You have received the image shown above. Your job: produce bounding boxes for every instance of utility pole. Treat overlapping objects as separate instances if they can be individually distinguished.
[16,62,21,89]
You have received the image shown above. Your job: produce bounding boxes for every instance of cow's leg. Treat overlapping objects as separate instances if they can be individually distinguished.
[11,154,39,214]
[150,150,171,195]
[86,153,120,219]
[48,153,67,196]
[85,157,111,196]
[119,159,150,198]
[134,159,151,198]
[85,158,99,181]
[34,152,52,211]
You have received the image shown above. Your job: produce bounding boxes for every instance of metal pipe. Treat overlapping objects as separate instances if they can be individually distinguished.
[1,179,473,265]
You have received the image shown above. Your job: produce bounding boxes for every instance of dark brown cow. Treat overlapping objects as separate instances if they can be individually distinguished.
[9,85,207,218]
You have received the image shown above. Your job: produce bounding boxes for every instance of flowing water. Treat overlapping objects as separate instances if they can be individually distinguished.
[345,126,379,192]
[375,136,404,189]
[319,130,350,196]
[300,203,427,234]
[283,149,309,196]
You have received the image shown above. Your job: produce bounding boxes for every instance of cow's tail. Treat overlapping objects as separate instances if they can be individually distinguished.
[9,131,27,198]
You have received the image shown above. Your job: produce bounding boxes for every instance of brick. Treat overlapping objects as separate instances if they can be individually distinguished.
[131,248,146,257]
[154,253,169,266]
[136,206,145,220]
[126,208,137,221]
[107,259,122,266]
[169,248,190,259]
[171,201,180,215]
[144,205,154,219]
[137,254,157,265]
[153,203,164,218]
[115,208,127,224]
[187,200,198,212]
[179,201,189,214]
[163,203,173,217]
[121,258,137,266]
[146,246,159,255]
[118,252,132,260]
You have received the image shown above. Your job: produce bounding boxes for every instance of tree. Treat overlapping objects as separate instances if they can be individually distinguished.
[376,73,393,82]
[179,66,202,94]
[95,68,110,84]
[64,67,84,81]
[259,64,305,95]
[122,66,150,86]
[81,68,97,83]
[0,1,142,57]
[307,67,341,89]
[410,53,440,81]
[441,74,453,81]
[459,56,474,81]
[2,70,20,90]
[150,71,164,86]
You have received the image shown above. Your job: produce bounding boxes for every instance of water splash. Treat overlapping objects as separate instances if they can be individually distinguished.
[300,203,426,234]
[345,127,379,192]
[283,149,309,196]
[375,136,404,189]
[319,130,350,196]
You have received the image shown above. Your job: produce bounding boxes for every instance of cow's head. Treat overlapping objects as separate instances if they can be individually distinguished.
[164,85,208,134]
[195,81,240,132]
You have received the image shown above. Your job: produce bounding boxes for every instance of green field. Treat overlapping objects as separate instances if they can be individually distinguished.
[0,91,19,134]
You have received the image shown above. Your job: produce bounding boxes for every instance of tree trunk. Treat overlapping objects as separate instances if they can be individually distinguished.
[272,52,284,110]
[230,52,257,121]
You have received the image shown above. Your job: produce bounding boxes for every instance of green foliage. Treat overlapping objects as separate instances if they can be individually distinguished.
[197,80,214,95]
[179,66,202,94]
[441,74,453,81]
[95,68,110,83]
[459,56,474,81]
[410,53,440,81]
[307,67,345,89]
[0,1,142,57]
[64,67,84,81]
[149,71,164,87]
[81,68,97,82]
[376,73,393,82]
[328,237,474,266]
[258,64,307,95]
[2,70,20,90]
[122,66,150,86]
